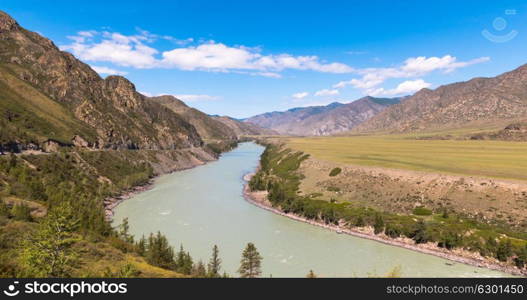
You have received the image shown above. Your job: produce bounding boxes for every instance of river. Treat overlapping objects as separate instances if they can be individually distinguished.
[113,142,508,277]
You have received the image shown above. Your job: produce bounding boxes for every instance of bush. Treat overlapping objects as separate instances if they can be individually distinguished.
[11,203,32,221]
[327,186,340,192]
[412,206,432,216]
[373,215,384,235]
[0,199,10,217]
[329,168,342,177]
[384,223,402,238]
[496,239,513,262]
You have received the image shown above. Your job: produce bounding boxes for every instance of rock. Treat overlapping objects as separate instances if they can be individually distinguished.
[41,139,61,152]
[72,135,90,148]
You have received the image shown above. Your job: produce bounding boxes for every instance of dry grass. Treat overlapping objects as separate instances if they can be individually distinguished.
[284,136,527,181]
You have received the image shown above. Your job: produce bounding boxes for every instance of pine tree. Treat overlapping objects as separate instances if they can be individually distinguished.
[145,232,176,270]
[192,260,207,277]
[175,245,193,275]
[238,243,263,278]
[119,217,133,243]
[207,244,222,278]
[136,235,146,256]
[20,202,80,277]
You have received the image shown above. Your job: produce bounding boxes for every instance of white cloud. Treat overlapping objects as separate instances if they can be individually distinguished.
[90,65,128,75]
[253,72,282,78]
[314,89,339,96]
[368,79,431,96]
[292,92,309,99]
[332,55,489,94]
[174,94,219,102]
[61,30,354,76]
[161,43,353,73]
[400,55,490,75]
[140,92,218,102]
[61,31,159,68]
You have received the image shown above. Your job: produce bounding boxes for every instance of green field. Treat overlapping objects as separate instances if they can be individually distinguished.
[284,136,527,181]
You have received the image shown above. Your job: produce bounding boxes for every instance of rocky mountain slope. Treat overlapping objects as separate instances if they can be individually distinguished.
[245,97,399,135]
[150,95,274,140]
[354,64,527,133]
[0,11,203,152]
[149,95,238,141]
[212,115,278,136]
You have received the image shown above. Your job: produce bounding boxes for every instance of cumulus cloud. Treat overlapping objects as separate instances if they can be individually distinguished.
[314,89,339,96]
[331,55,489,95]
[90,65,128,75]
[292,92,309,99]
[62,31,159,68]
[368,79,431,96]
[61,30,353,76]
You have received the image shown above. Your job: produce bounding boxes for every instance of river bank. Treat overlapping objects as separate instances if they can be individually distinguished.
[242,172,525,277]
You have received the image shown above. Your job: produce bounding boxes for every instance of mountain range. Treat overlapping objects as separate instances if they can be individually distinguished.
[354,64,527,134]
[0,11,269,154]
[245,97,400,136]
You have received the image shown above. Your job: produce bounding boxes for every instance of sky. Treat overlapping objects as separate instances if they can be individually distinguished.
[3,0,527,118]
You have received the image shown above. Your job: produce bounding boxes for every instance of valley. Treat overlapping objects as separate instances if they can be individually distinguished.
[1,7,527,279]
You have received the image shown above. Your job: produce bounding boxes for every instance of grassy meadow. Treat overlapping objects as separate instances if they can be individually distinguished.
[283,135,527,181]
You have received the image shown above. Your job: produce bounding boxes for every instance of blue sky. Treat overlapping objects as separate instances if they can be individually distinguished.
[3,0,527,118]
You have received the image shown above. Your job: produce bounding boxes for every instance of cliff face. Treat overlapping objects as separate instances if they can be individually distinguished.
[0,11,202,151]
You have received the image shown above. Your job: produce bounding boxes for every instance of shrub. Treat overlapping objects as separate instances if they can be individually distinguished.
[412,206,432,216]
[329,168,342,177]
[496,239,513,262]
[373,215,384,235]
[11,203,32,221]
[384,223,402,238]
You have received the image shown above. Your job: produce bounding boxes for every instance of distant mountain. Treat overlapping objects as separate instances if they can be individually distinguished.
[151,95,275,140]
[212,116,279,136]
[355,64,527,133]
[245,97,399,135]
[150,95,238,140]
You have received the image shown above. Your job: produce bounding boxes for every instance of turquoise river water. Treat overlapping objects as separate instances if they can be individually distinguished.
[113,142,508,277]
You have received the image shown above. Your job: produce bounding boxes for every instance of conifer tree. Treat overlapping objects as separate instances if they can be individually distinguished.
[207,244,222,278]
[238,243,263,278]
[20,202,80,277]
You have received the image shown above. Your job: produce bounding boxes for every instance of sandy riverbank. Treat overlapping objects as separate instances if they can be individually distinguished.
[242,172,526,277]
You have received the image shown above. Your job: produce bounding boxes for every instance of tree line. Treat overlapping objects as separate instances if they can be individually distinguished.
[249,144,527,270]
